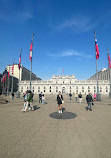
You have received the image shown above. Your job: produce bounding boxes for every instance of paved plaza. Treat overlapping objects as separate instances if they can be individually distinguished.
[0,94,111,158]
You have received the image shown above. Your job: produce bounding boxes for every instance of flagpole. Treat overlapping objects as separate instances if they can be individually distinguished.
[17,49,22,98]
[30,33,34,91]
[2,76,4,94]
[94,31,101,101]
[5,74,6,94]
[11,59,14,94]
[7,70,9,95]
[107,48,111,98]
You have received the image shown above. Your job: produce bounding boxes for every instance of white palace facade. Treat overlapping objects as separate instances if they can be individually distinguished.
[19,75,110,95]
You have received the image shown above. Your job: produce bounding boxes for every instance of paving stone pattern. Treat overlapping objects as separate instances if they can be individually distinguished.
[0,94,111,158]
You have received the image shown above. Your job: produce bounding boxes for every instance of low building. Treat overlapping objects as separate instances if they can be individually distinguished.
[19,75,109,94]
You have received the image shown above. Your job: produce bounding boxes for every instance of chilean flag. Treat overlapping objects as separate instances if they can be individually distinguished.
[108,54,110,61]
[19,53,21,70]
[29,43,32,61]
[95,38,99,59]
[12,63,14,75]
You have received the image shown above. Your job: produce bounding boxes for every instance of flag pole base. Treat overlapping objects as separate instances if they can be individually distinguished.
[16,91,20,98]
[96,93,101,101]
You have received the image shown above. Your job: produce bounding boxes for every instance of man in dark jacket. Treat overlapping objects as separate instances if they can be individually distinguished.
[39,92,42,104]
[86,93,93,111]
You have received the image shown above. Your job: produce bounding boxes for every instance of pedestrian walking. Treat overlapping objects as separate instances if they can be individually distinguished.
[78,92,82,103]
[69,93,72,100]
[21,91,28,111]
[75,93,78,102]
[11,92,14,100]
[25,90,34,111]
[86,93,93,111]
[57,91,64,113]
[42,94,45,105]
[39,92,42,104]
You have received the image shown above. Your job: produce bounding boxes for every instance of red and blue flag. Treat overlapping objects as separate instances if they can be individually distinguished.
[95,39,99,59]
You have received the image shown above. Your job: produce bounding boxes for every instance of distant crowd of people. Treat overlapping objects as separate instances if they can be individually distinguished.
[20,89,97,113]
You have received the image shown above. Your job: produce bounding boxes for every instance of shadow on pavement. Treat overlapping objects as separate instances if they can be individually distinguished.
[49,111,77,120]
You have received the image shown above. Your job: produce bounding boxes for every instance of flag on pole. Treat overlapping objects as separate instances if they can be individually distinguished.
[95,38,99,59]
[19,53,21,70]
[8,70,10,78]
[108,53,111,68]
[108,54,110,61]
[29,43,32,61]
[12,63,14,75]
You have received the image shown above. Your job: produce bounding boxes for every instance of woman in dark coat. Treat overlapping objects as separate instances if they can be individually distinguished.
[57,91,63,113]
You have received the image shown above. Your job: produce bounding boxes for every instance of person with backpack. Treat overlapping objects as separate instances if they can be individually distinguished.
[25,90,34,111]
[57,91,64,113]
[86,93,93,111]
[78,92,82,103]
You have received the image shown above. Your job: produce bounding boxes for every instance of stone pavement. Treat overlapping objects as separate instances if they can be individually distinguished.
[0,94,111,158]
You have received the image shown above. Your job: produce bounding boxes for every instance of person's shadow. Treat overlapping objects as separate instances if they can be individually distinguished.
[33,105,40,111]
[62,108,66,112]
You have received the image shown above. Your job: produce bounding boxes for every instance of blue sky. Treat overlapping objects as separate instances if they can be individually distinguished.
[0,0,111,80]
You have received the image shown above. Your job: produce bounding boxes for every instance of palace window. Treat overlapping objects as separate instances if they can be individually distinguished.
[56,86,58,89]
[76,90,78,93]
[94,90,96,93]
[44,86,46,89]
[82,86,84,89]
[88,90,90,93]
[44,90,45,93]
[82,90,84,93]
[56,90,58,93]
[63,81,64,84]
[27,87,28,90]
[70,86,71,89]
[88,86,90,89]
[50,86,51,89]
[94,86,96,89]
[33,86,34,89]
[106,86,108,89]
[50,90,51,92]
[70,81,71,84]
[76,86,78,89]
